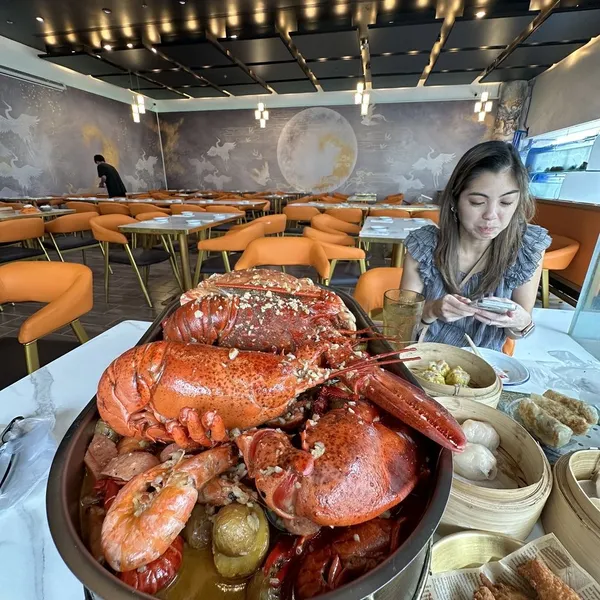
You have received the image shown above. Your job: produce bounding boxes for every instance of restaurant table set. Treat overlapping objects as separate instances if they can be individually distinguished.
[0,206,75,221]
[291,201,440,213]
[360,216,436,267]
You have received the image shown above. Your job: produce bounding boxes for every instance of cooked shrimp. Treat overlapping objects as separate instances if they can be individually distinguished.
[101,444,237,571]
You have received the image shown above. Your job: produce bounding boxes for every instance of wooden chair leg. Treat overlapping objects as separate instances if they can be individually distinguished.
[70,319,89,344]
[24,340,40,374]
[124,244,153,308]
[542,268,550,309]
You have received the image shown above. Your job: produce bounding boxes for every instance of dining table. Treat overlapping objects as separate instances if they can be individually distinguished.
[359,216,435,267]
[66,197,267,211]
[290,201,440,214]
[0,208,75,221]
[118,213,240,290]
[0,307,597,600]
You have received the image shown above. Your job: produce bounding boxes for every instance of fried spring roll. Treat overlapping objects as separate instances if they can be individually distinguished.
[518,399,573,448]
[518,559,580,600]
[530,394,590,435]
[543,389,598,425]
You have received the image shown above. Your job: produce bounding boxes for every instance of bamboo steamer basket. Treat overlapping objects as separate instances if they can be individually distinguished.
[564,449,600,529]
[437,397,552,540]
[431,530,523,573]
[405,343,502,408]
[542,450,600,582]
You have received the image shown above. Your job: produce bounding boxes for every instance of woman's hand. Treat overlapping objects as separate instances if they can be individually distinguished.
[427,294,478,323]
[473,297,532,330]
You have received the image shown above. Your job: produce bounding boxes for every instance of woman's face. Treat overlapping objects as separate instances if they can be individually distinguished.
[456,169,520,241]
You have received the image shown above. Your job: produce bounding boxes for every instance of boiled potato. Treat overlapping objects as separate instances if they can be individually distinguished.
[212,504,269,579]
[183,504,213,550]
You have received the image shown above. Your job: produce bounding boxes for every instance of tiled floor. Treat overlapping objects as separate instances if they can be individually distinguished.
[0,243,572,344]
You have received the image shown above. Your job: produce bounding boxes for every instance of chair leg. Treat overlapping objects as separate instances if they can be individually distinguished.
[124,244,153,308]
[222,251,231,273]
[38,238,51,261]
[541,268,550,309]
[24,341,40,374]
[193,250,205,287]
[161,235,183,291]
[359,258,366,274]
[98,241,113,275]
[103,241,110,304]
[329,259,338,281]
[82,249,87,265]
[48,233,65,262]
[281,265,286,274]
[143,265,150,287]
[70,319,89,344]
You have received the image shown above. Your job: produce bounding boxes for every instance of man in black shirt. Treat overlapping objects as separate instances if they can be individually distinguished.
[94,154,127,198]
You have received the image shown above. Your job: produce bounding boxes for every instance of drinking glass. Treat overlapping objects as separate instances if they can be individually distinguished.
[383,289,425,350]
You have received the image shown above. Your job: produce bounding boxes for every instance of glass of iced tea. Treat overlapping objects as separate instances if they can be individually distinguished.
[383,289,425,350]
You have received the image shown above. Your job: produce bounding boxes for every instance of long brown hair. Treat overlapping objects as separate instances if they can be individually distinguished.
[435,141,535,297]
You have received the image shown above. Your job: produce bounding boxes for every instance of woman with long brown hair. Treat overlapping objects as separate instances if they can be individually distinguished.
[401,140,550,351]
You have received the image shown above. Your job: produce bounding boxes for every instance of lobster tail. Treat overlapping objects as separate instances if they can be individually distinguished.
[357,369,467,452]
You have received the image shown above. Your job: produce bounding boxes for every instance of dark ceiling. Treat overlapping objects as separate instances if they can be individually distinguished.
[1,0,600,99]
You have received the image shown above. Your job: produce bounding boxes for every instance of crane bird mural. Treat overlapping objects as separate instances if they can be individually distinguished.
[412,147,456,189]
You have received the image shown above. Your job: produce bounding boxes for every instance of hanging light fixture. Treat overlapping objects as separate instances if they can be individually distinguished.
[131,102,140,123]
[474,90,493,123]
[136,94,146,114]
[254,101,269,128]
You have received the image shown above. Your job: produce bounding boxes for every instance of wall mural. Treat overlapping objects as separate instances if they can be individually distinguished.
[160,101,494,199]
[0,75,164,197]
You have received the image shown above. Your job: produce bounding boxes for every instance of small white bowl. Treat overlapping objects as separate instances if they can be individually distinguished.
[153,217,169,222]
[181,211,194,216]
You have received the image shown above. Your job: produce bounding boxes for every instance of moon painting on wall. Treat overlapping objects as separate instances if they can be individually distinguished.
[277,107,358,193]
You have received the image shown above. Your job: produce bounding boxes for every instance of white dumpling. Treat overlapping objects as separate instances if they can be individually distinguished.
[453,442,498,481]
[461,419,501,451]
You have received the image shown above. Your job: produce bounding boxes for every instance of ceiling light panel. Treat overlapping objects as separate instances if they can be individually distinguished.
[159,41,233,68]
[103,47,173,70]
[220,36,295,64]
[290,29,360,60]
[368,22,443,54]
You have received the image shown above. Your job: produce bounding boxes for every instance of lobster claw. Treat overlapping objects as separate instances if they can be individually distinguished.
[346,368,467,452]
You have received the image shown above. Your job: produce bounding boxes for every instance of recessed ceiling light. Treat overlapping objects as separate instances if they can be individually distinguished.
[230,34,238,39]
[179,0,186,4]
[95,54,101,58]
[127,42,134,48]
[104,44,112,51]
[475,10,486,18]
[6,20,13,25]
[151,47,157,53]
[102,7,112,14]
[36,16,44,22]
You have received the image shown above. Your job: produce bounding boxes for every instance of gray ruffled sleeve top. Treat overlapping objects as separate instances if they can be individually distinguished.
[404,224,551,351]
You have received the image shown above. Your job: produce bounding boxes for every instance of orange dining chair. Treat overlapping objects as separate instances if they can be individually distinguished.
[0,262,93,373]
[283,206,320,235]
[64,201,99,214]
[541,235,580,308]
[320,195,345,204]
[230,214,286,236]
[204,205,245,233]
[324,208,363,224]
[303,226,355,247]
[354,267,403,318]
[235,237,330,282]
[90,215,174,307]
[315,241,366,286]
[134,212,171,221]
[170,204,207,215]
[98,202,130,216]
[0,218,50,264]
[129,203,170,217]
[416,209,440,225]
[370,208,412,218]
[311,214,360,235]
[383,193,405,204]
[194,222,265,284]
[332,192,350,200]
[44,213,101,262]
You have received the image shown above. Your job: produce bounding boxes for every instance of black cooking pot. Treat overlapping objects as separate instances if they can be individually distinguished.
[47,289,452,600]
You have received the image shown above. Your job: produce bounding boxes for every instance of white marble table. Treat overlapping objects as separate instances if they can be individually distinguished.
[0,320,150,600]
[359,216,435,267]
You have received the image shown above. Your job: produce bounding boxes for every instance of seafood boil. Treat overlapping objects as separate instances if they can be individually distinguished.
[82,270,466,598]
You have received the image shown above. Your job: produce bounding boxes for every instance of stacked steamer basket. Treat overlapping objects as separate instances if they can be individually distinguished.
[406,343,502,408]
[542,449,600,582]
[436,397,552,540]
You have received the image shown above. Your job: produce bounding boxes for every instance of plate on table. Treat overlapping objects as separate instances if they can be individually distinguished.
[462,347,529,386]
[153,217,169,222]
